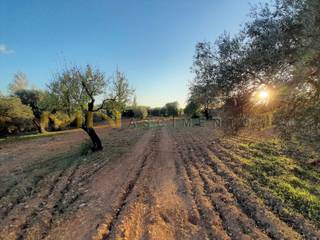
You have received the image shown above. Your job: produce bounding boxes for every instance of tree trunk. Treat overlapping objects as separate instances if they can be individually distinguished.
[32,118,44,133]
[82,100,103,151]
[83,126,103,151]
[204,108,210,120]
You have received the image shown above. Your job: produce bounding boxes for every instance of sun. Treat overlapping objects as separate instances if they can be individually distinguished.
[258,90,269,100]
[252,87,271,105]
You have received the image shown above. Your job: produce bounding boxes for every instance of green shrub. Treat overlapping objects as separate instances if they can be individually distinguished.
[0,97,34,134]
[165,101,179,117]
[132,106,148,119]
[184,101,201,118]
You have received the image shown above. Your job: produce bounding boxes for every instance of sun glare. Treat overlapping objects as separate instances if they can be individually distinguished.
[259,90,269,100]
[252,87,271,105]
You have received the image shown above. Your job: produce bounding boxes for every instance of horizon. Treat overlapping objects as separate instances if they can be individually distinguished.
[0,0,268,108]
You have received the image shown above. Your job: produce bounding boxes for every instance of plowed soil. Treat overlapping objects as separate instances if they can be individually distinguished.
[1,125,319,240]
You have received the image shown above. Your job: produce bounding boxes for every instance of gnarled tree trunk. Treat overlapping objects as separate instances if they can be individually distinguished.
[82,126,103,151]
[82,100,103,151]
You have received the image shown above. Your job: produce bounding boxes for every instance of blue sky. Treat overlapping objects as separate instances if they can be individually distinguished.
[0,0,268,107]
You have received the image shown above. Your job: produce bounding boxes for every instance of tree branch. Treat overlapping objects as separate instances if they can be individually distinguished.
[93,98,116,112]
[243,70,264,83]
[80,76,94,101]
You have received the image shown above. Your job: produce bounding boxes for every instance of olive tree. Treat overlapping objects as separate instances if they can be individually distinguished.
[105,70,134,117]
[184,100,201,118]
[190,42,220,118]
[49,68,88,116]
[8,73,56,132]
[188,0,320,138]
[49,65,111,151]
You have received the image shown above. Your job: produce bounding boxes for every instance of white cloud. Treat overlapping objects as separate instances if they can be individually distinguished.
[0,44,14,54]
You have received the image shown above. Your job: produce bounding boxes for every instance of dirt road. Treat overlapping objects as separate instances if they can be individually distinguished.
[1,126,319,240]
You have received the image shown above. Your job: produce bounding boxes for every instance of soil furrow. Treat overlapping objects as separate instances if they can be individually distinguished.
[194,162,270,240]
[0,180,18,200]
[177,132,271,240]
[0,174,44,220]
[13,161,83,240]
[11,169,67,240]
[211,140,320,239]
[37,161,83,239]
[102,153,151,240]
[100,129,160,240]
[179,129,303,239]
[201,151,302,238]
[188,144,273,238]
[174,134,230,240]
[173,157,214,240]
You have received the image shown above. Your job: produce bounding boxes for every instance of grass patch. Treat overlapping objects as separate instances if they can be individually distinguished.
[225,138,320,225]
[270,179,320,222]
[0,131,70,144]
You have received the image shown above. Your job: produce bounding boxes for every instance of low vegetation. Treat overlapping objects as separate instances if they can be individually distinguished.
[0,97,34,134]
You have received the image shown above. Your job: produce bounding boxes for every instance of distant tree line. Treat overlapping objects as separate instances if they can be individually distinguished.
[188,0,320,140]
[123,101,182,119]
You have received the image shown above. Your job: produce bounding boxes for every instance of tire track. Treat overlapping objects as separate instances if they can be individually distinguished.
[99,129,160,240]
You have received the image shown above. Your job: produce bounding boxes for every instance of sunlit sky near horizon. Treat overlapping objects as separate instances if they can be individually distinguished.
[0,0,269,107]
